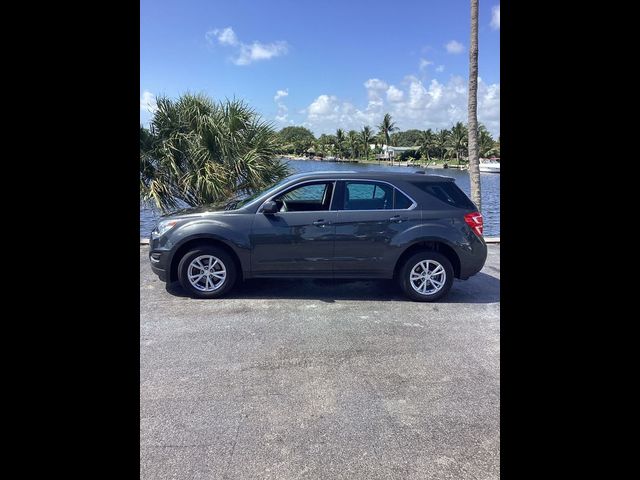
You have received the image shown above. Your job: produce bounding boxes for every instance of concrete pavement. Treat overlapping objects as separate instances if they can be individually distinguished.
[140,245,500,479]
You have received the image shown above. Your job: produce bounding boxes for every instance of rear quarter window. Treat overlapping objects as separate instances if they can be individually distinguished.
[394,189,414,209]
[413,181,476,209]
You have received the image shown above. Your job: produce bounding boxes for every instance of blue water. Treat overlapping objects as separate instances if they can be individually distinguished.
[140,159,500,237]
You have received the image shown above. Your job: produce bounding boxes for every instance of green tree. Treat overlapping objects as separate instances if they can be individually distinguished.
[140,94,289,212]
[478,124,495,157]
[360,125,374,161]
[335,128,345,158]
[447,122,468,165]
[435,129,450,161]
[492,136,500,158]
[378,113,398,147]
[318,134,337,156]
[392,129,423,147]
[347,130,360,158]
[467,0,481,209]
[140,125,154,152]
[277,126,316,155]
[418,129,435,164]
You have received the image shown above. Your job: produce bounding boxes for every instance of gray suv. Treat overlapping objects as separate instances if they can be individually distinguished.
[149,171,487,301]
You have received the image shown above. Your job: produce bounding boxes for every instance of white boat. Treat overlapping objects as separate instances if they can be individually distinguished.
[479,158,500,173]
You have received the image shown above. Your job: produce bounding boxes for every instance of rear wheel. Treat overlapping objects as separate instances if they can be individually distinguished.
[399,251,454,302]
[177,247,237,299]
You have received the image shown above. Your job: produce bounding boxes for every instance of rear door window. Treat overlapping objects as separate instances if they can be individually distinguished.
[343,181,394,210]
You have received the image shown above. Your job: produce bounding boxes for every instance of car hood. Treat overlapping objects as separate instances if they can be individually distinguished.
[161,201,235,219]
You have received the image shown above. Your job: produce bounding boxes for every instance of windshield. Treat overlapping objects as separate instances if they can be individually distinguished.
[228,177,294,209]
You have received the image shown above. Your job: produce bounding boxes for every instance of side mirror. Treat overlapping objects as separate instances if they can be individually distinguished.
[261,200,279,214]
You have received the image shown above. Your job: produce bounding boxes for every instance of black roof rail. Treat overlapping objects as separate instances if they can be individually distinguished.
[414,170,426,174]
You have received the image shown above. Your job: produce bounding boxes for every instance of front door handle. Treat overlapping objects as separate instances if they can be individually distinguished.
[313,219,329,227]
[389,215,408,223]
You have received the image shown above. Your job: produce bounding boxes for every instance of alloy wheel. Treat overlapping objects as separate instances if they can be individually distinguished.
[409,260,446,295]
[187,255,227,292]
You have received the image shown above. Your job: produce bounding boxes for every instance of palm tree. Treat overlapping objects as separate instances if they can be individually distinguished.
[335,128,345,158]
[140,94,289,212]
[467,0,481,209]
[478,125,495,157]
[317,134,334,156]
[492,136,500,158]
[447,122,468,165]
[435,129,450,161]
[347,130,360,158]
[360,125,374,161]
[418,129,434,164]
[378,113,398,148]
[140,125,154,152]
[325,134,338,156]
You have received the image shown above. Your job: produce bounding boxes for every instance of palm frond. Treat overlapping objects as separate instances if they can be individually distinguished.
[140,94,290,212]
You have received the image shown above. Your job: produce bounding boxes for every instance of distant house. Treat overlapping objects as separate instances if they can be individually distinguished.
[376,145,421,160]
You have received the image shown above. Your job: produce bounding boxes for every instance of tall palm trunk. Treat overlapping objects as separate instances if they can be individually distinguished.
[468,0,482,210]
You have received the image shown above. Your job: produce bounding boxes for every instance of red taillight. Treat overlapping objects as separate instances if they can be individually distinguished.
[464,212,484,237]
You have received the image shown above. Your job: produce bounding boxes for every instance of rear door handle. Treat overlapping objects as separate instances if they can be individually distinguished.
[313,219,329,227]
[389,215,408,223]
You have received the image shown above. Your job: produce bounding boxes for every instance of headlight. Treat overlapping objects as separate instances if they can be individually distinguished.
[152,219,178,238]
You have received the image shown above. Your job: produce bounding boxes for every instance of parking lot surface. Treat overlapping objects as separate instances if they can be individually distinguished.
[141,245,500,479]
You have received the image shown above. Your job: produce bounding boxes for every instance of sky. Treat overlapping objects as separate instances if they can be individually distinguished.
[141,0,500,137]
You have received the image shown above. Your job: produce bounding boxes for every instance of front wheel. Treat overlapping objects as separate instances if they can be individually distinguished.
[399,251,454,302]
[177,247,237,299]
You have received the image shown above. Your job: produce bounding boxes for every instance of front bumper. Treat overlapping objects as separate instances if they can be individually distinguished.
[150,262,168,282]
[149,237,171,283]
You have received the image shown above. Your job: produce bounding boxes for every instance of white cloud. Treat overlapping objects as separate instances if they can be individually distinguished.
[140,91,157,113]
[436,65,445,73]
[274,89,289,101]
[308,94,339,116]
[419,58,433,71]
[273,90,291,124]
[207,27,238,46]
[491,5,500,30]
[302,76,500,138]
[445,40,464,54]
[234,41,288,65]
[206,26,289,65]
[275,114,292,123]
[364,78,388,90]
[363,78,389,102]
[386,85,404,103]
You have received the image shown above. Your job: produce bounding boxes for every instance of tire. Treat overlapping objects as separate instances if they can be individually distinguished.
[399,251,454,302]
[177,246,237,299]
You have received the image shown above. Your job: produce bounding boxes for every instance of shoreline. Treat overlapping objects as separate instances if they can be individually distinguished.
[278,156,466,170]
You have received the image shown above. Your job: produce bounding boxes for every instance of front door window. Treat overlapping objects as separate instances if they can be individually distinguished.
[274,182,334,212]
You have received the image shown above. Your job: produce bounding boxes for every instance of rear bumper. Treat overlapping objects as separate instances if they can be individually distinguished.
[457,236,488,280]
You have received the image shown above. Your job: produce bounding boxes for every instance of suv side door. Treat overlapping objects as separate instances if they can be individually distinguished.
[250,180,337,276]
[333,180,421,277]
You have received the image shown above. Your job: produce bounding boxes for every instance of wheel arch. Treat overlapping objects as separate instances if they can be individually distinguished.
[168,236,243,284]
[393,240,462,279]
